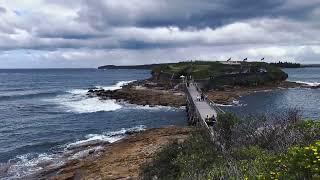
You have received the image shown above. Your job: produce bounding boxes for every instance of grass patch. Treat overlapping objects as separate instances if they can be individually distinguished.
[152,61,288,89]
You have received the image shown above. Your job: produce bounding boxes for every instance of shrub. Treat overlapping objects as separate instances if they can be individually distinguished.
[255,141,320,179]
[141,111,320,179]
[215,113,239,149]
[141,129,220,180]
[141,140,181,179]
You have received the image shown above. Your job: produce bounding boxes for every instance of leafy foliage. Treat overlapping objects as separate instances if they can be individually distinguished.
[141,110,320,179]
[151,61,288,89]
[215,113,239,149]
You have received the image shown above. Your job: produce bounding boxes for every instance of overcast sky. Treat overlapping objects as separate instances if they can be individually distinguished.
[0,0,319,68]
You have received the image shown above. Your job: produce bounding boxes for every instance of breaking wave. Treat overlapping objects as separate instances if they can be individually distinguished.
[46,80,136,114]
[293,81,320,87]
[95,80,136,91]
[0,125,146,179]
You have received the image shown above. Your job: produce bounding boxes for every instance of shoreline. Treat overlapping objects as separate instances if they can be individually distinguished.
[207,81,303,105]
[88,79,187,107]
[37,126,193,180]
[88,79,309,107]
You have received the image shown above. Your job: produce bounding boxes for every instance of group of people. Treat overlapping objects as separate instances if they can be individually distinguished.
[205,114,216,126]
[196,92,207,101]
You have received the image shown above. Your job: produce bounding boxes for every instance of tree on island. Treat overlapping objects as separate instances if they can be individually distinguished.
[270,61,301,68]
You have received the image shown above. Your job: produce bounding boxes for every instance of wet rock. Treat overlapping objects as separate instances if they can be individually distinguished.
[87,83,186,107]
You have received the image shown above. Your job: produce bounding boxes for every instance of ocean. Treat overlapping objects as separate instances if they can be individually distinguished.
[224,67,320,120]
[0,69,186,179]
[0,67,319,179]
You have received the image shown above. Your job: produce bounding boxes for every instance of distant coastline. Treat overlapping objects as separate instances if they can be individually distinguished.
[98,64,156,69]
[301,64,320,68]
[98,62,320,70]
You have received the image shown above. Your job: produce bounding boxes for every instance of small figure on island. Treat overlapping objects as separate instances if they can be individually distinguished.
[186,81,190,87]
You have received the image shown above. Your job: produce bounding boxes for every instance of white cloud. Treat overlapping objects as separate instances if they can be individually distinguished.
[0,0,319,68]
[247,47,287,57]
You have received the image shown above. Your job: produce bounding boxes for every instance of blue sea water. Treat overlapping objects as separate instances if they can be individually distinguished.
[224,67,320,120]
[0,69,186,179]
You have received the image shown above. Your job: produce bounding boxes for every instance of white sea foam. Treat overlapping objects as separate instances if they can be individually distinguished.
[215,103,234,107]
[1,125,146,179]
[3,153,64,179]
[49,93,122,113]
[70,146,104,160]
[105,125,146,136]
[214,100,247,107]
[66,89,88,95]
[60,97,122,113]
[66,134,123,150]
[47,80,138,113]
[66,125,146,150]
[95,80,136,91]
[293,81,320,87]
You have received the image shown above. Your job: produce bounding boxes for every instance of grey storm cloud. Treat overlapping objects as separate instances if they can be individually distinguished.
[75,0,319,28]
[0,0,319,68]
[0,7,6,14]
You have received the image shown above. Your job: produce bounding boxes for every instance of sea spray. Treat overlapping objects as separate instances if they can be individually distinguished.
[95,80,136,91]
[0,125,146,179]
[293,81,320,87]
[46,80,136,114]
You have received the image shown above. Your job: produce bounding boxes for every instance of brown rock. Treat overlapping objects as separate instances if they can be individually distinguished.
[40,127,193,180]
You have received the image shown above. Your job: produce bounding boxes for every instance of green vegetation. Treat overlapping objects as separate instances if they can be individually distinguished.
[141,110,320,179]
[98,61,289,89]
[270,62,301,68]
[153,61,237,79]
[151,61,288,89]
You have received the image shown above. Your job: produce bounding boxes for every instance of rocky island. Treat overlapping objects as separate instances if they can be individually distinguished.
[91,61,301,105]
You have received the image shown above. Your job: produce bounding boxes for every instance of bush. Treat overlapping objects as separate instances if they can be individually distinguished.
[254,141,320,179]
[141,110,320,179]
[141,141,181,179]
[215,113,239,149]
[141,129,220,180]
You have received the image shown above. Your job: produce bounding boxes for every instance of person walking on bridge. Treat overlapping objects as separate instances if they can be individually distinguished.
[200,93,204,101]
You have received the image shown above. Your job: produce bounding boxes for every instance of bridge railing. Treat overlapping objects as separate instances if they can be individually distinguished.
[184,84,216,141]
[193,83,225,115]
[184,83,225,151]
[207,99,225,114]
